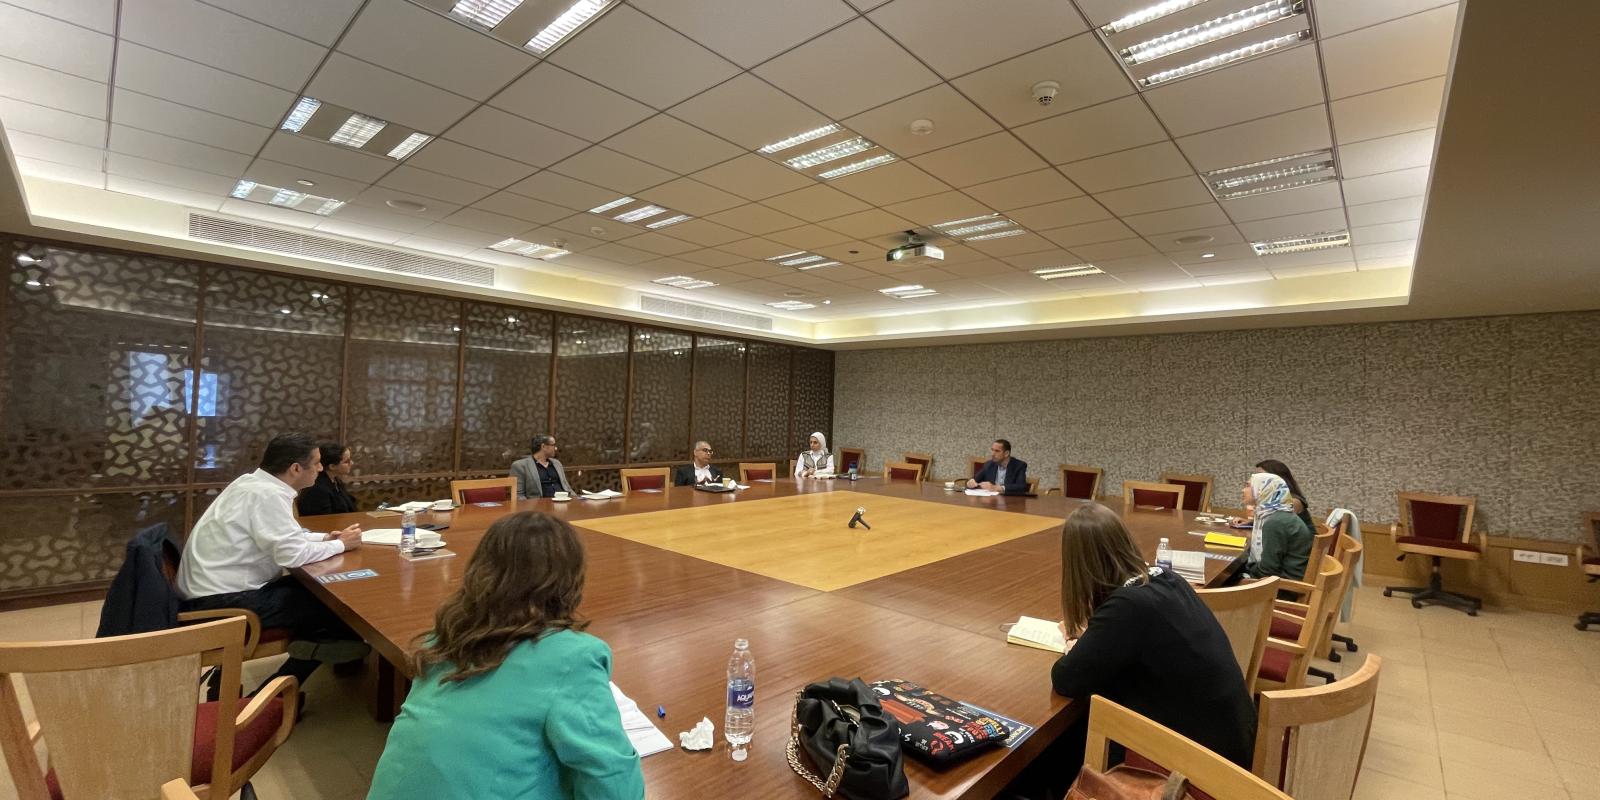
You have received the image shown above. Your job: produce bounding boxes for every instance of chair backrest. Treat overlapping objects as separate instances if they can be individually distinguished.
[738,462,776,482]
[450,476,516,505]
[0,618,246,800]
[1254,655,1383,800]
[1316,533,1364,650]
[619,467,670,495]
[1196,576,1281,696]
[884,461,924,482]
[838,448,864,473]
[161,780,201,800]
[1300,530,1335,583]
[1060,464,1103,500]
[968,456,987,479]
[901,452,933,481]
[1122,481,1186,514]
[1160,472,1214,512]
[1271,554,1345,689]
[1397,491,1476,544]
[1025,476,1040,494]
[1084,696,1292,800]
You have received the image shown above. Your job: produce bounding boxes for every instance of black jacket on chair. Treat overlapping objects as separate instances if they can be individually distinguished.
[672,462,724,486]
[97,523,182,637]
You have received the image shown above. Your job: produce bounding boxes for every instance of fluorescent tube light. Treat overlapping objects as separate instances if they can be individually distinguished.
[1250,230,1350,255]
[817,153,896,179]
[779,255,826,266]
[450,0,524,28]
[964,228,1026,242]
[758,124,841,154]
[943,219,1014,237]
[1140,30,1310,86]
[653,276,715,289]
[765,252,807,261]
[767,300,816,310]
[1102,0,1211,34]
[880,284,938,299]
[1121,0,1302,65]
[797,261,840,270]
[281,97,321,132]
[527,0,603,53]
[1215,175,1333,199]
[646,214,691,229]
[269,188,307,207]
[493,238,563,257]
[934,213,1000,228]
[614,205,666,223]
[387,133,432,160]
[784,137,873,169]
[588,197,634,214]
[329,113,386,148]
[1211,159,1333,190]
[312,199,346,215]
[230,180,257,199]
[1033,264,1105,279]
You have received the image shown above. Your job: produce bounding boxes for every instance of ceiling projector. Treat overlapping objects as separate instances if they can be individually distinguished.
[886,242,944,263]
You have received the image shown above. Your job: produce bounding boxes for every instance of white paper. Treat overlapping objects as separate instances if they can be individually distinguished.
[359,528,405,546]
[582,489,624,500]
[1169,550,1207,582]
[610,682,673,757]
[1008,615,1069,653]
[390,501,434,513]
[964,488,999,497]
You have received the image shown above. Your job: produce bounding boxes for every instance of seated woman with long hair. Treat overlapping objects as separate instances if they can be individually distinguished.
[367,512,644,800]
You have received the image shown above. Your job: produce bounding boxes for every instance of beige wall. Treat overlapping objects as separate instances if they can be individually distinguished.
[834,311,1600,543]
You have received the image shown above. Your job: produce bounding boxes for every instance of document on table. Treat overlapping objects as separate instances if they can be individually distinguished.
[582,489,623,500]
[964,488,1000,496]
[1005,616,1069,653]
[610,682,673,757]
[1169,550,1207,583]
[360,528,404,546]
[389,501,434,513]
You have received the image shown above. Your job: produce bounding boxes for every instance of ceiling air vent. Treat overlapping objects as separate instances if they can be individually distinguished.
[187,213,495,287]
[640,294,773,332]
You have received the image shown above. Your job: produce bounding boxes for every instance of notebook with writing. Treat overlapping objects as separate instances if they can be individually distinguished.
[1005,616,1069,654]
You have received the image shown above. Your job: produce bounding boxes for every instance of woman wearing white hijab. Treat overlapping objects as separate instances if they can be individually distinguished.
[793,432,834,478]
[1240,472,1312,581]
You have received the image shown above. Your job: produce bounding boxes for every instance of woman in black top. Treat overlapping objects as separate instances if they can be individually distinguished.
[1255,458,1315,531]
[298,442,358,516]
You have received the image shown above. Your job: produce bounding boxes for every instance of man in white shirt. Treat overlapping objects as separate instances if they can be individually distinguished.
[178,433,366,694]
[672,441,724,486]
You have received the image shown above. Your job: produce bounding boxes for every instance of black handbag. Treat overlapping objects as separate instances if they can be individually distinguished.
[787,677,910,800]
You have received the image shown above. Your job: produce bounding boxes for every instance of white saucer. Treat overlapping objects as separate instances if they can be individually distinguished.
[551,496,572,502]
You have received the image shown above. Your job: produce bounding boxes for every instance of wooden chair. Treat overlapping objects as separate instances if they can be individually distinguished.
[883,461,924,482]
[1253,655,1383,799]
[901,452,933,482]
[1578,511,1600,631]
[1082,696,1292,800]
[838,448,865,474]
[1160,472,1214,512]
[1383,491,1484,615]
[1257,554,1344,691]
[157,530,290,666]
[619,467,671,495]
[449,476,516,505]
[1196,576,1281,696]
[1024,476,1040,494]
[0,618,296,800]
[1058,464,1103,500]
[161,780,202,800]
[1121,480,1186,514]
[967,456,987,481]
[738,462,778,482]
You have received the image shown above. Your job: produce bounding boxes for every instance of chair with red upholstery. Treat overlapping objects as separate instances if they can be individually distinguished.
[1271,530,1356,686]
[1383,491,1484,615]
[1058,464,1104,501]
[901,452,934,482]
[1121,480,1186,515]
[967,456,987,481]
[1252,654,1382,799]
[1079,697,1292,800]
[1577,511,1600,631]
[737,462,777,483]
[883,461,924,482]
[1159,472,1215,512]
[838,448,865,474]
[160,537,292,668]
[1257,554,1344,692]
[619,467,671,495]
[0,617,296,800]
[450,476,517,505]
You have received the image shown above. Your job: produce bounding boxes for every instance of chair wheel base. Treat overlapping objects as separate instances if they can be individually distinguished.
[1328,649,1342,663]
[1578,612,1600,632]
[1385,562,1482,616]
[1307,666,1336,685]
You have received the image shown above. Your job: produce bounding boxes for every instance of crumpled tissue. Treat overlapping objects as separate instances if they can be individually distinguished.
[679,717,715,751]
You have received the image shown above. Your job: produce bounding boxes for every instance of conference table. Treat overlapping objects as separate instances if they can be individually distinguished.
[294,477,1243,799]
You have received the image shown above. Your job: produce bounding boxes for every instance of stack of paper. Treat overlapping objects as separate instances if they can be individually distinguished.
[1169,550,1207,584]
[964,488,999,497]
[390,501,434,513]
[610,682,673,757]
[1005,616,1069,653]
[359,529,405,546]
[582,489,624,500]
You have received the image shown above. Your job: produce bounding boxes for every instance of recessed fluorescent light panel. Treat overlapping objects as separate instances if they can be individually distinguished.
[1250,230,1350,256]
[1096,0,1313,88]
[1203,148,1337,199]
[1033,264,1105,280]
[817,153,897,180]
[880,284,939,299]
[492,238,570,259]
[1118,0,1305,65]
[279,96,432,161]
[589,198,692,228]
[756,123,894,180]
[653,275,716,289]
[764,251,838,270]
[230,180,345,216]
[767,300,816,310]
[450,0,523,28]
[758,125,840,154]
[429,0,617,55]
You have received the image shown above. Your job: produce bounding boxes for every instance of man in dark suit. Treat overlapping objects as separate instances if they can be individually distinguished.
[968,439,1030,494]
[673,440,724,486]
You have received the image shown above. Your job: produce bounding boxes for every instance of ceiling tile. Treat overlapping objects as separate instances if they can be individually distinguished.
[950,32,1131,128]
[1174,105,1332,173]
[963,231,1054,258]
[412,221,501,246]
[911,133,1045,188]
[603,114,744,175]
[391,235,477,256]
[1346,196,1424,228]
[707,204,807,236]
[1354,240,1415,266]
[14,157,104,188]
[471,191,572,225]
[325,203,437,233]
[622,231,701,256]
[1258,249,1356,270]
[1351,220,1421,245]
[1143,46,1324,137]
[444,105,587,168]
[507,171,616,211]
[1001,248,1088,270]
[640,177,746,216]
[754,18,939,119]
[5,0,115,33]
[377,165,495,205]
[1094,254,1178,274]
[1182,249,1263,273]
[1013,95,1165,164]
[244,160,368,200]
[103,175,220,210]
[1269,261,1356,279]
[1318,0,1457,39]
[312,218,408,244]
[869,0,1087,78]
[828,160,948,205]
[0,4,112,81]
[717,237,788,260]
[882,191,995,227]
[491,63,654,143]
[1070,238,1159,261]
[1330,77,1445,146]
[0,98,106,147]
[844,84,1001,158]
[258,132,396,182]
[307,52,476,133]
[120,0,325,91]
[655,217,745,246]
[677,248,748,267]
[690,154,816,201]
[549,146,677,194]
[219,198,323,229]
[438,207,535,237]
[1322,5,1458,99]
[965,169,1083,210]
[1038,218,1136,248]
[1121,203,1232,237]
[337,0,535,100]
[1060,141,1194,194]
[514,225,600,251]
[405,138,538,188]
[0,57,105,119]
[1161,238,1251,262]
[761,183,872,222]
[550,6,740,109]
[666,74,831,152]
[587,242,657,265]
[766,225,851,249]
[114,43,292,127]
[549,212,645,242]
[1221,181,1344,222]
[1338,128,1436,178]
[633,0,857,69]
[1007,196,1110,230]
[11,132,106,171]
[200,0,360,45]
[109,125,251,176]
[820,208,917,240]
[350,185,460,221]
[111,89,271,155]
[1094,176,1212,216]
[1341,165,1430,205]
[105,151,238,193]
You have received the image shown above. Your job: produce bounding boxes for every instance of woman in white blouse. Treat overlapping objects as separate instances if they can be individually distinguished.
[793,432,835,478]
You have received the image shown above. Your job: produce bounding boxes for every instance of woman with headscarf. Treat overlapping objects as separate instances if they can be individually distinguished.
[793,432,834,478]
[1240,471,1313,581]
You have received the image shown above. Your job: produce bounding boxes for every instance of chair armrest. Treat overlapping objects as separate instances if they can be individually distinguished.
[27,719,40,745]
[179,608,262,656]
[1273,600,1310,615]
[238,675,299,749]
[1265,637,1306,655]
[1276,578,1315,598]
[1477,531,1488,553]
[1271,609,1309,626]
[1579,543,1588,561]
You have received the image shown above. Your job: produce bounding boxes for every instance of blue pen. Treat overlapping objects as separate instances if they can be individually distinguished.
[656,705,666,718]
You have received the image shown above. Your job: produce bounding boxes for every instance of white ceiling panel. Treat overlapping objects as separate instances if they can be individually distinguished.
[1234,207,1348,240]
[306,52,476,133]
[1001,248,1090,270]
[828,160,949,205]
[654,217,745,246]
[1221,180,1344,221]
[377,165,496,205]
[1094,176,1212,216]
[470,191,572,225]
[1013,95,1165,165]
[550,6,739,109]
[677,248,747,267]
[337,0,536,100]
[109,124,250,176]
[14,156,103,188]
[1317,0,1456,39]
[350,185,460,221]
[492,64,654,143]
[869,0,1087,78]
[1330,77,1445,145]
[8,131,106,171]
[910,133,1045,188]
[312,218,408,244]
[633,0,857,69]
[0,4,113,81]
[1354,240,1415,265]
[445,105,588,167]
[407,139,538,188]
[552,212,640,244]
[1121,203,1232,237]
[717,237,787,259]
[603,115,743,175]
[819,208,916,241]
[883,191,994,227]
[0,99,106,148]
[1269,261,1356,279]
[113,43,293,127]
[200,0,361,45]
[1340,165,1430,205]
[1006,196,1111,230]
[1038,218,1136,249]
[754,19,939,119]
[963,230,1055,258]
[640,177,746,216]
[766,225,851,249]
[667,74,831,152]
[506,171,617,211]
[587,242,656,265]
[328,203,437,233]
[965,169,1083,211]
[1174,105,1332,173]
[119,0,326,91]
[106,152,240,194]
[706,204,806,236]
[1321,5,1458,99]
[243,159,369,200]
[257,132,396,182]
[1346,196,1424,228]
[690,154,816,201]
[1351,220,1421,245]
[1061,142,1194,193]
[550,146,677,194]
[1338,128,1436,178]
[622,232,700,256]
[761,184,872,222]
[411,221,502,246]
[105,174,223,210]
[1143,46,1324,137]
[1068,237,1160,262]
[5,0,116,33]
[844,84,1001,158]
[0,56,106,118]
[950,32,1131,128]
[111,90,271,155]
[391,235,478,256]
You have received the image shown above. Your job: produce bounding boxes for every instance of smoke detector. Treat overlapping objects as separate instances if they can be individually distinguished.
[909,119,934,136]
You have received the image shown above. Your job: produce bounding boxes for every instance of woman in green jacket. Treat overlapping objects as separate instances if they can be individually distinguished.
[368,511,644,800]
[1241,472,1312,581]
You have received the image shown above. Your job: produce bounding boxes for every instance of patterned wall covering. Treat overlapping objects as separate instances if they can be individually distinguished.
[745,343,793,458]
[791,348,835,452]
[833,312,1600,542]
[0,236,832,602]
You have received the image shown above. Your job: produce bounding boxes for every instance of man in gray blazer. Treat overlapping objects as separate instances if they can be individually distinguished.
[510,434,576,499]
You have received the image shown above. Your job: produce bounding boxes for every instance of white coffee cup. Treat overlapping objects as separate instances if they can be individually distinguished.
[431,499,453,511]
[553,491,570,501]
[415,531,442,548]
[944,481,956,490]
[723,478,735,489]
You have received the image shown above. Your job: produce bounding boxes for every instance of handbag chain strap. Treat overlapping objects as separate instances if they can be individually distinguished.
[787,689,852,798]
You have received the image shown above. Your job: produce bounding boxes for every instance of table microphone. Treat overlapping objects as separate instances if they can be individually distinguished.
[848,507,871,530]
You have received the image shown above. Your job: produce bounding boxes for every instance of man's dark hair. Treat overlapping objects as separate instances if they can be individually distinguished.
[260,433,319,475]
[994,438,1012,454]
[530,434,555,454]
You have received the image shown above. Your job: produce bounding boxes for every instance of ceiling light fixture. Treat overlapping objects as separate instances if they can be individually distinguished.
[493,238,569,259]
[229,180,257,199]
[387,133,432,160]
[817,153,896,180]
[880,284,938,299]
[1102,0,1210,34]
[450,0,524,28]
[943,219,1015,237]
[1120,0,1304,65]
[1033,264,1105,280]
[614,205,666,223]
[964,228,1027,242]
[231,180,345,215]
[1201,252,1216,258]
[386,199,428,212]
[589,197,635,214]
[281,97,321,132]
[1204,148,1337,199]
[1219,176,1335,199]
[758,124,841,154]
[778,254,826,266]
[527,0,605,53]
[646,214,692,229]
[329,113,387,148]
[1139,29,1311,86]
[767,300,816,310]
[934,213,1000,228]
[1250,230,1350,255]
[765,252,807,261]
[1212,159,1333,191]
[295,178,316,187]
[784,137,874,170]
[653,275,716,289]
[797,261,840,270]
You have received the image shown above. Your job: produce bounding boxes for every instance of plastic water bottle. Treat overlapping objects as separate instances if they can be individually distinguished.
[1155,537,1172,572]
[725,638,755,762]
[400,510,417,556]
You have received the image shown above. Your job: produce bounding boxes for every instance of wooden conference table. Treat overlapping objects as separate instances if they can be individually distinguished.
[295,478,1242,800]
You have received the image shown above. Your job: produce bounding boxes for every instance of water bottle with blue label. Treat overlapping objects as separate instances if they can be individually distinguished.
[1156,537,1172,572]
[725,638,755,762]
[400,510,417,556]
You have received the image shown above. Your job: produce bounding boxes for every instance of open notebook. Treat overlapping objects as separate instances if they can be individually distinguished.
[610,682,672,757]
[1006,616,1070,654]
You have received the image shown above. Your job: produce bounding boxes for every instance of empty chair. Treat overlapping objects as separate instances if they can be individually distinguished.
[1257,554,1344,691]
[450,476,518,505]
[737,462,778,482]
[1576,511,1599,631]
[1121,480,1186,514]
[901,451,934,482]
[1253,655,1383,800]
[1159,472,1214,512]
[1078,696,1291,800]
[884,461,924,482]
[619,467,671,495]
[1196,576,1281,696]
[1059,464,1104,500]
[838,447,865,474]
[1383,491,1484,615]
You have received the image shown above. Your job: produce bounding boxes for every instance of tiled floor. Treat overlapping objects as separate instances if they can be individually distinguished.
[0,584,1596,800]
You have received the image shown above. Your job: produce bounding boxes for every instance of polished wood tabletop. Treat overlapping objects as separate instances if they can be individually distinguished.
[293,478,1243,799]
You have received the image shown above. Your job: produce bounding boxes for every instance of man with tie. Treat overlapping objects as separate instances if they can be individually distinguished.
[673,441,725,486]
